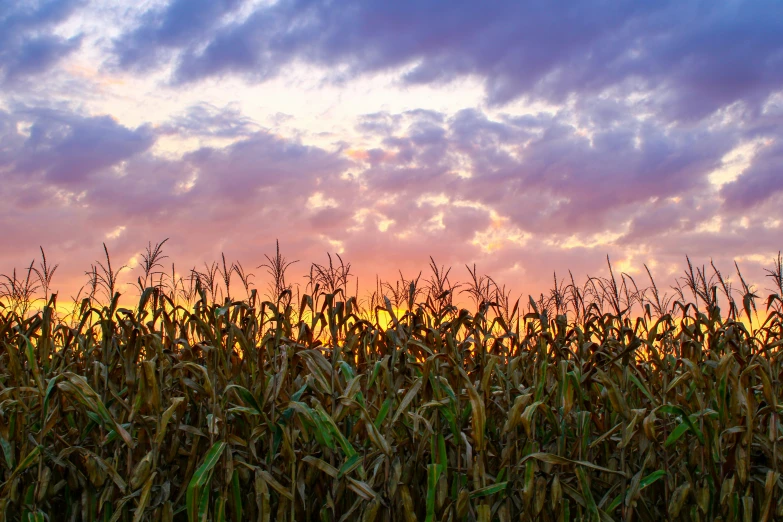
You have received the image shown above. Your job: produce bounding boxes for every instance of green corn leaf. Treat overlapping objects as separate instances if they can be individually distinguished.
[225,385,264,416]
[664,422,691,448]
[607,470,667,512]
[187,442,226,522]
[425,463,441,522]
[469,482,508,499]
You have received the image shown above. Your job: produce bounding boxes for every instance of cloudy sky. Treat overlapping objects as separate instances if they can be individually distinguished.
[1,0,782,303]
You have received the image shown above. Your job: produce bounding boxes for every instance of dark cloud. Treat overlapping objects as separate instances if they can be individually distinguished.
[0,0,83,83]
[2,108,155,185]
[618,196,723,244]
[107,0,783,121]
[112,0,244,71]
[721,140,783,210]
[183,131,351,205]
[354,106,737,237]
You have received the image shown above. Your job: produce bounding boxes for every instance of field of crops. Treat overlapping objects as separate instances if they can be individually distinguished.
[1,245,782,521]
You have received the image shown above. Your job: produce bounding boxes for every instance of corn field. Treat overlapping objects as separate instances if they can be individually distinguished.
[1,243,782,521]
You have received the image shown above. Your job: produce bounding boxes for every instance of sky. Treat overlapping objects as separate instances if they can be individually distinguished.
[1,0,782,305]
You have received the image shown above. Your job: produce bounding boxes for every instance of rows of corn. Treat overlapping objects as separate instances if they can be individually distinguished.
[1,251,782,521]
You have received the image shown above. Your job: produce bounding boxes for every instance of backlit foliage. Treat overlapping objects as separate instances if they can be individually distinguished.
[1,244,782,521]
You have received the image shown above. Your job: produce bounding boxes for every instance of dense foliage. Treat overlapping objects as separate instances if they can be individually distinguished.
[1,245,782,521]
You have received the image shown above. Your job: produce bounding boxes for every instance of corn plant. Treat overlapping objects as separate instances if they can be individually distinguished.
[0,244,781,521]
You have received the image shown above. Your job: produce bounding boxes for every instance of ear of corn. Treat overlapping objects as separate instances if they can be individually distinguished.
[1,248,782,520]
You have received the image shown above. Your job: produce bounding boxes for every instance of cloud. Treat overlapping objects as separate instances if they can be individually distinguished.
[0,0,84,83]
[352,104,738,239]
[183,131,352,204]
[160,102,262,138]
[106,0,783,121]
[485,115,733,234]
[619,197,706,244]
[0,105,357,298]
[721,140,783,210]
[5,108,155,185]
[112,0,244,72]
[3,1,782,308]
[0,94,780,304]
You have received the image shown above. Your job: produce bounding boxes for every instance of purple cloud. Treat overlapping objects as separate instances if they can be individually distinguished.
[161,103,262,138]
[721,140,783,210]
[106,0,783,122]
[112,0,244,72]
[0,0,83,83]
[1,25,781,306]
[6,108,155,185]
[352,105,738,237]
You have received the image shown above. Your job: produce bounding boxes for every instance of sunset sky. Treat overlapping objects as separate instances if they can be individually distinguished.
[1,0,782,303]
